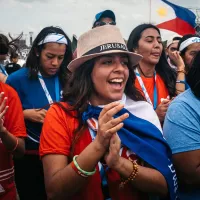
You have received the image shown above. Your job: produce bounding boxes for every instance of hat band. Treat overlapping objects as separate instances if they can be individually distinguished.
[83,43,127,56]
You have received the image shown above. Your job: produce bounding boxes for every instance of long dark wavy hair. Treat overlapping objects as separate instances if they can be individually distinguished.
[26,26,73,87]
[57,56,144,149]
[0,33,22,56]
[127,24,176,97]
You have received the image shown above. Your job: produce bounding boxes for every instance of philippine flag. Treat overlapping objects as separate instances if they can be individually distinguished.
[150,0,196,36]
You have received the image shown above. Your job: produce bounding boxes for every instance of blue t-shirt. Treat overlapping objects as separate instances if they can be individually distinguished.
[6,67,62,151]
[163,88,200,199]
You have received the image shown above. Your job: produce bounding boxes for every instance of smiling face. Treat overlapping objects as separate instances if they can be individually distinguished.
[90,53,129,106]
[136,28,163,66]
[39,42,66,76]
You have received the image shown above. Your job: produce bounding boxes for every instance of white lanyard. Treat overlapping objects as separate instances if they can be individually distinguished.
[135,68,157,110]
[38,72,59,104]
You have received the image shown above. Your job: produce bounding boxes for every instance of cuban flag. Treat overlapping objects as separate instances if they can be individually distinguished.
[150,0,196,36]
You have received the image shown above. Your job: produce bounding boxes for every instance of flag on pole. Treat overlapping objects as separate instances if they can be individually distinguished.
[150,0,196,35]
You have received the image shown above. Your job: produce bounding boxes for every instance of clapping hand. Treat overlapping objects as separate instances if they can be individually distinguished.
[95,102,129,153]
[104,133,121,169]
[0,92,9,137]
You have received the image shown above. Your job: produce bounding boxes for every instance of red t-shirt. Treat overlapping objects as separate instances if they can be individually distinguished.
[40,103,148,200]
[0,82,27,199]
[135,74,169,107]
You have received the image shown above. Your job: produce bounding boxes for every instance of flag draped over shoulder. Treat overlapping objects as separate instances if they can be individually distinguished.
[150,0,196,35]
[82,98,178,200]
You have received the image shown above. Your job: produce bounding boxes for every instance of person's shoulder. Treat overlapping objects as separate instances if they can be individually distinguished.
[170,89,198,110]
[16,64,21,68]
[8,67,28,78]
[166,89,200,125]
[5,63,13,67]
[48,102,77,117]
[6,67,29,83]
[0,82,19,98]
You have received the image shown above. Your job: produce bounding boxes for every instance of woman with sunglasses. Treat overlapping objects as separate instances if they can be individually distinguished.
[6,26,73,200]
[40,26,177,200]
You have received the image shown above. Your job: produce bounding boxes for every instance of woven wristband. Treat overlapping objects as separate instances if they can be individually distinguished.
[73,155,96,176]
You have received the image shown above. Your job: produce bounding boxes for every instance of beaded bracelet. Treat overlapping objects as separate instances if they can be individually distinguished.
[177,70,186,74]
[71,161,88,178]
[9,137,19,153]
[119,158,139,189]
[73,155,96,176]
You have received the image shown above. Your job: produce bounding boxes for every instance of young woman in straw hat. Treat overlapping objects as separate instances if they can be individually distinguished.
[40,25,177,200]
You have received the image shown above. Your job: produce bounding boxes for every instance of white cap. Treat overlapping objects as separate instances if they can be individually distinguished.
[166,34,182,48]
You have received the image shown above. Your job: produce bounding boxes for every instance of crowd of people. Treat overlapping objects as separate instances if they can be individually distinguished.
[0,9,200,200]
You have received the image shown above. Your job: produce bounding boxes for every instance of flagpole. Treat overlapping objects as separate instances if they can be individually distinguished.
[149,0,151,23]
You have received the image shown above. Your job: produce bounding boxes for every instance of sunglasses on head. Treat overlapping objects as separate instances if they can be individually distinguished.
[94,21,116,27]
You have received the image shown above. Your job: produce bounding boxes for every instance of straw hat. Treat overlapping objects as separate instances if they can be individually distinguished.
[67,25,142,72]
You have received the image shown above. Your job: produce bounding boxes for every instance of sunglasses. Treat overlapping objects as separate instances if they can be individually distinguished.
[94,21,116,27]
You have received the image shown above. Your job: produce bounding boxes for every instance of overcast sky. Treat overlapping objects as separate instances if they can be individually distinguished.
[1,0,200,44]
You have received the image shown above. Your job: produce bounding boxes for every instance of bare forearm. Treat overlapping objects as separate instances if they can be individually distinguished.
[114,157,168,197]
[23,109,33,120]
[46,140,105,199]
[0,129,25,157]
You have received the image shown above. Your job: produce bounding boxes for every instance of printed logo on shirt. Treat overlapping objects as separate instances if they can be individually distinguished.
[168,163,178,194]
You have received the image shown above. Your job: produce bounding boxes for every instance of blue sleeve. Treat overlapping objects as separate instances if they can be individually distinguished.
[163,101,200,154]
[6,74,18,90]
